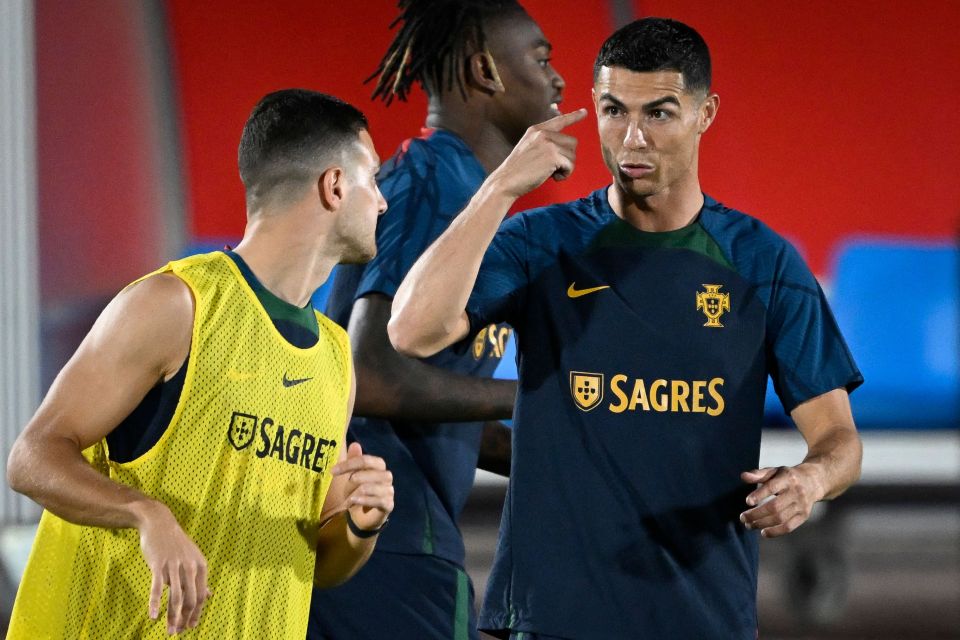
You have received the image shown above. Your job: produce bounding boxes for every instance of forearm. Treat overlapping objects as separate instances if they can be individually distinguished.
[312,512,378,589]
[7,433,164,529]
[355,358,517,422]
[477,421,512,477]
[390,179,516,357]
[800,427,862,501]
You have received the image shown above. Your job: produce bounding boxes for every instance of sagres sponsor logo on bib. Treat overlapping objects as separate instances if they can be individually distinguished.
[570,371,604,411]
[227,410,337,473]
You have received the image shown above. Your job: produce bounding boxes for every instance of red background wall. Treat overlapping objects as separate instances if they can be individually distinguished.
[167,0,960,275]
[37,0,167,301]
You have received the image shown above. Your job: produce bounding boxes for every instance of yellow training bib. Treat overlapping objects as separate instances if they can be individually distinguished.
[9,252,350,639]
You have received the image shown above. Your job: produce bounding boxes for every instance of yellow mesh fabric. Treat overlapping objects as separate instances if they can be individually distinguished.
[9,252,350,639]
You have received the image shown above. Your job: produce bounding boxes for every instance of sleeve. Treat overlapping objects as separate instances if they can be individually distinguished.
[766,242,864,413]
[354,156,450,301]
[463,214,529,335]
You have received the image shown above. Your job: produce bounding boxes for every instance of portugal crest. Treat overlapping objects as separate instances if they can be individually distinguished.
[570,371,604,412]
[696,284,731,328]
[228,411,258,450]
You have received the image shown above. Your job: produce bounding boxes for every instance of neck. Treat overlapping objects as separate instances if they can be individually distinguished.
[425,95,515,174]
[607,172,705,233]
[233,206,337,307]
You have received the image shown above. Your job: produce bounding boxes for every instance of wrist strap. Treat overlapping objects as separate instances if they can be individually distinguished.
[345,510,387,539]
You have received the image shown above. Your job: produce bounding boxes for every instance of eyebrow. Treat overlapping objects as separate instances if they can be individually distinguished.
[597,93,627,110]
[533,38,552,51]
[642,96,681,110]
[598,93,681,111]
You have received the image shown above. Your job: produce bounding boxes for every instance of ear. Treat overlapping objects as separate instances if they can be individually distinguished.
[318,167,346,210]
[467,48,505,94]
[697,93,719,134]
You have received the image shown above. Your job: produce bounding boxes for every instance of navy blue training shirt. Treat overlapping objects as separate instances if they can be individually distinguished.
[467,188,862,639]
[326,129,509,566]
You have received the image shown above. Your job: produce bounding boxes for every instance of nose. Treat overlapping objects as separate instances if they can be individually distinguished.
[552,67,566,93]
[624,120,646,150]
[376,187,388,215]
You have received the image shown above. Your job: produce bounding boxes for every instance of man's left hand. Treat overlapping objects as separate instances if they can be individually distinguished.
[331,442,394,532]
[739,464,825,538]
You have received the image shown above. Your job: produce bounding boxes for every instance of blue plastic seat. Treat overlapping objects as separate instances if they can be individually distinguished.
[829,239,959,429]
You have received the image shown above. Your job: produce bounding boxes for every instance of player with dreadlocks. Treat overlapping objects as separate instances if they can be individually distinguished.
[308,1,565,638]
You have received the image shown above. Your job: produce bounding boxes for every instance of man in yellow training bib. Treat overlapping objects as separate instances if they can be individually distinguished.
[6,89,393,639]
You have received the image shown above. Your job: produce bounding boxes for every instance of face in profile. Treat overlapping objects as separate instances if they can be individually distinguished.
[485,12,565,142]
[336,129,387,264]
[593,66,717,201]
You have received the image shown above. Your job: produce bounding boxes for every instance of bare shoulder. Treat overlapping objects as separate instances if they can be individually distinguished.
[20,271,197,448]
[89,272,195,379]
[121,272,194,316]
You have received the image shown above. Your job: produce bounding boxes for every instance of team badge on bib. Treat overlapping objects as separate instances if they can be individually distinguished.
[228,411,258,450]
[570,371,604,411]
[696,284,731,328]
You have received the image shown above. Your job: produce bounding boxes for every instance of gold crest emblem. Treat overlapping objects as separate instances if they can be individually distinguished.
[473,327,488,359]
[570,371,604,412]
[696,284,731,328]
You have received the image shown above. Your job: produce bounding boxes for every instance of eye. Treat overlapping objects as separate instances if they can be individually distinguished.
[603,105,622,117]
[537,58,551,69]
[649,109,671,120]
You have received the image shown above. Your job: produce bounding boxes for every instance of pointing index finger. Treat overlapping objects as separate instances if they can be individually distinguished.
[538,108,588,132]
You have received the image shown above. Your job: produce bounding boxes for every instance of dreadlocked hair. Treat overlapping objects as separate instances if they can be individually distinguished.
[369,0,525,105]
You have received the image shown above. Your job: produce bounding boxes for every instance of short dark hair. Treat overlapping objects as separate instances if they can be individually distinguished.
[593,18,711,95]
[238,89,368,203]
[369,0,527,105]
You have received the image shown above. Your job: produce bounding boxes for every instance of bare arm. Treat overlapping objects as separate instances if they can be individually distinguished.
[350,294,516,422]
[6,273,210,634]
[739,388,862,538]
[389,109,588,358]
[313,370,394,588]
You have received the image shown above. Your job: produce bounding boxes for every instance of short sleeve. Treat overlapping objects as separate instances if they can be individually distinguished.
[767,243,863,413]
[464,215,529,334]
[355,163,443,301]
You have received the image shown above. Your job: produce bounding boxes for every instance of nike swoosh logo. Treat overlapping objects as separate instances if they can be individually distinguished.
[567,282,611,298]
[282,374,313,388]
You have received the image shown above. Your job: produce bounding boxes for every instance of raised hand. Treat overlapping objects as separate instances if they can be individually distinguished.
[138,503,211,635]
[739,464,825,538]
[490,108,588,199]
[331,442,394,532]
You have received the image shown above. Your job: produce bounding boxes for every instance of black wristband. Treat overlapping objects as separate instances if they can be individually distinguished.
[345,510,387,539]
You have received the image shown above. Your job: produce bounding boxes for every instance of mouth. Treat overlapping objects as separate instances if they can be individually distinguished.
[549,95,563,115]
[618,162,654,179]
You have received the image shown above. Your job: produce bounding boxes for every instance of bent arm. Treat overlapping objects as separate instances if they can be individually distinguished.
[6,273,210,631]
[740,388,861,538]
[6,273,193,529]
[790,387,862,500]
[388,179,515,358]
[314,371,394,588]
[350,294,516,421]
[389,109,587,358]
